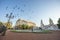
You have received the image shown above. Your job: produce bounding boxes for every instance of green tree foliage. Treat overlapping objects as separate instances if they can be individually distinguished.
[16,24,33,29]
[57,18,60,29]
[21,24,29,29]
[0,21,7,36]
[21,24,25,29]
[0,22,3,26]
[4,22,12,29]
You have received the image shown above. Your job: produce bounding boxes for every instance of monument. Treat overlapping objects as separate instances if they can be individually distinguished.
[40,18,58,30]
[49,18,54,26]
[40,20,45,29]
[48,18,58,30]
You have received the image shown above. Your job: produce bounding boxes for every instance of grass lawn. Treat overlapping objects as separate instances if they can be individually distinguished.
[10,30,52,33]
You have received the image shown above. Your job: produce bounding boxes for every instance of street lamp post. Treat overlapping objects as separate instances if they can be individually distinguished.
[6,13,14,29]
[6,13,14,23]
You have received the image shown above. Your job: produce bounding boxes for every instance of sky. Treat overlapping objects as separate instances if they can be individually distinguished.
[0,0,60,27]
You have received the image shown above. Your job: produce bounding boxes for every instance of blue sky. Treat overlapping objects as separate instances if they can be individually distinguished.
[0,0,60,26]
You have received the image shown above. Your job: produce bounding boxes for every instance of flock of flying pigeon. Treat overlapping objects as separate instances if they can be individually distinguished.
[5,4,34,20]
[6,4,25,12]
[5,4,26,18]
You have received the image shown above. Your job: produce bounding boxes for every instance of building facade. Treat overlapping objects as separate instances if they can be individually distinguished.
[15,19,36,29]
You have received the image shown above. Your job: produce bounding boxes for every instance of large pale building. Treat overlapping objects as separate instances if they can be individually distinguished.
[15,19,36,27]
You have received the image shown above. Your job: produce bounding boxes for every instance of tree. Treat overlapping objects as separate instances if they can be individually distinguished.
[4,22,12,29]
[25,25,29,29]
[21,24,27,29]
[0,22,7,36]
[15,24,33,29]
[21,24,25,29]
[0,22,3,26]
[57,18,60,29]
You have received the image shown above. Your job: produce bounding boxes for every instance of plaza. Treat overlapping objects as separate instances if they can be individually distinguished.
[0,30,60,40]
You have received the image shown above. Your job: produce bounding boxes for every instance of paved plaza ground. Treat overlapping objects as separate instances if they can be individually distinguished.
[0,30,60,40]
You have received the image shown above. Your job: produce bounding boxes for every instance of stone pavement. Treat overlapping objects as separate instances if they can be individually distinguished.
[0,30,60,40]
